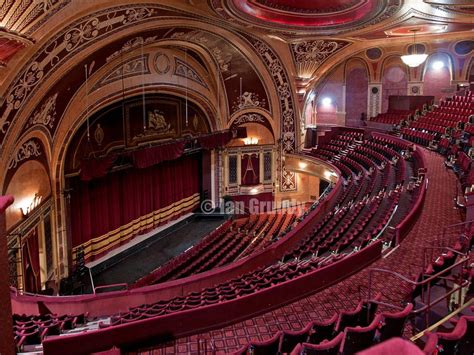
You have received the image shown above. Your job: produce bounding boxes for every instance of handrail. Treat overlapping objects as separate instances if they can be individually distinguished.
[367,255,470,300]
[94,283,128,294]
[412,279,469,315]
[442,219,474,240]
[374,204,398,243]
[410,298,474,341]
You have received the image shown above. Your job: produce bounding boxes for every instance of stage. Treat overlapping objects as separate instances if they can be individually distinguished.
[89,213,227,288]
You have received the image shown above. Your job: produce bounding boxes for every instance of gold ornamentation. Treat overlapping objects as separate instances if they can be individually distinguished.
[192,114,199,130]
[94,124,104,145]
[147,110,171,132]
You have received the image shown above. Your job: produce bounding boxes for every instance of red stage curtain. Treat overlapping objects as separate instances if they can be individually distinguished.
[241,153,259,186]
[80,156,116,182]
[70,155,200,260]
[22,227,40,293]
[198,131,232,150]
[132,141,185,169]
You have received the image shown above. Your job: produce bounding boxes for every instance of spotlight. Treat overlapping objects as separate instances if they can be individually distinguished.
[432,61,444,70]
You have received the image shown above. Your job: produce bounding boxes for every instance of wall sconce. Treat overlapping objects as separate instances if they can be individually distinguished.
[242,137,259,145]
[298,161,308,169]
[324,170,336,179]
[20,194,42,218]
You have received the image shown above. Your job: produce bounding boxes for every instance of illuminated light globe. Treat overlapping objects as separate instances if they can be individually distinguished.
[401,53,428,67]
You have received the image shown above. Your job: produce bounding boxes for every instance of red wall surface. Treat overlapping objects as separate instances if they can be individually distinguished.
[346,68,369,126]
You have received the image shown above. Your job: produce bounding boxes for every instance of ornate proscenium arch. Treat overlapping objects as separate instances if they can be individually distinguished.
[0,5,295,276]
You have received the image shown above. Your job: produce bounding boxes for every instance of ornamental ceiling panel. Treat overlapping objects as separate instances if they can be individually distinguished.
[0,7,272,150]
[290,40,351,79]
[210,0,403,35]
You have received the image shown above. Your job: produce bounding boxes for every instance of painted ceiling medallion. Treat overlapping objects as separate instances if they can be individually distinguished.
[219,0,401,31]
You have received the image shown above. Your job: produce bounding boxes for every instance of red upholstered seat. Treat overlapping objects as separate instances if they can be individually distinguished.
[336,302,364,332]
[308,313,338,345]
[280,323,313,353]
[340,314,382,354]
[291,332,344,355]
[423,332,439,355]
[436,316,468,354]
[249,332,282,355]
[379,303,413,341]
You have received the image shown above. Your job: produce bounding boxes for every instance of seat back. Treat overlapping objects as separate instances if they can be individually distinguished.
[379,303,413,342]
[300,332,344,355]
[359,293,381,326]
[336,302,363,332]
[280,324,312,353]
[309,313,337,344]
[458,316,474,355]
[249,332,281,355]
[341,315,381,354]
[436,317,467,354]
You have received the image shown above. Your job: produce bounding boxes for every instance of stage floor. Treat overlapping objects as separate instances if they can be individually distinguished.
[91,215,226,287]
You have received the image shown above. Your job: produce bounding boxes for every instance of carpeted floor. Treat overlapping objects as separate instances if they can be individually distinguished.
[135,149,463,354]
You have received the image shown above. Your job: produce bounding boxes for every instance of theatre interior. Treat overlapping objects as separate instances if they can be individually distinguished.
[0,1,474,354]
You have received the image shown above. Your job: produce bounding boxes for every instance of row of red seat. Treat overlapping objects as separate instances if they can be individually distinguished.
[133,212,298,287]
[401,128,435,146]
[409,121,446,135]
[423,315,474,355]
[370,110,413,125]
[13,313,87,352]
[233,298,414,355]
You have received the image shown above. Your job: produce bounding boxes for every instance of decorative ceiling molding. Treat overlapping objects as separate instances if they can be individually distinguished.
[290,40,351,78]
[174,57,208,88]
[0,5,160,148]
[106,36,157,62]
[93,55,150,91]
[26,92,58,129]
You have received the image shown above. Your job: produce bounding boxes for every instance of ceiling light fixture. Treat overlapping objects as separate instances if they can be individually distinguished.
[401,29,428,68]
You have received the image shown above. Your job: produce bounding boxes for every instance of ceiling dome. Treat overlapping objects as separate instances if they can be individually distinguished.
[228,0,392,29]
